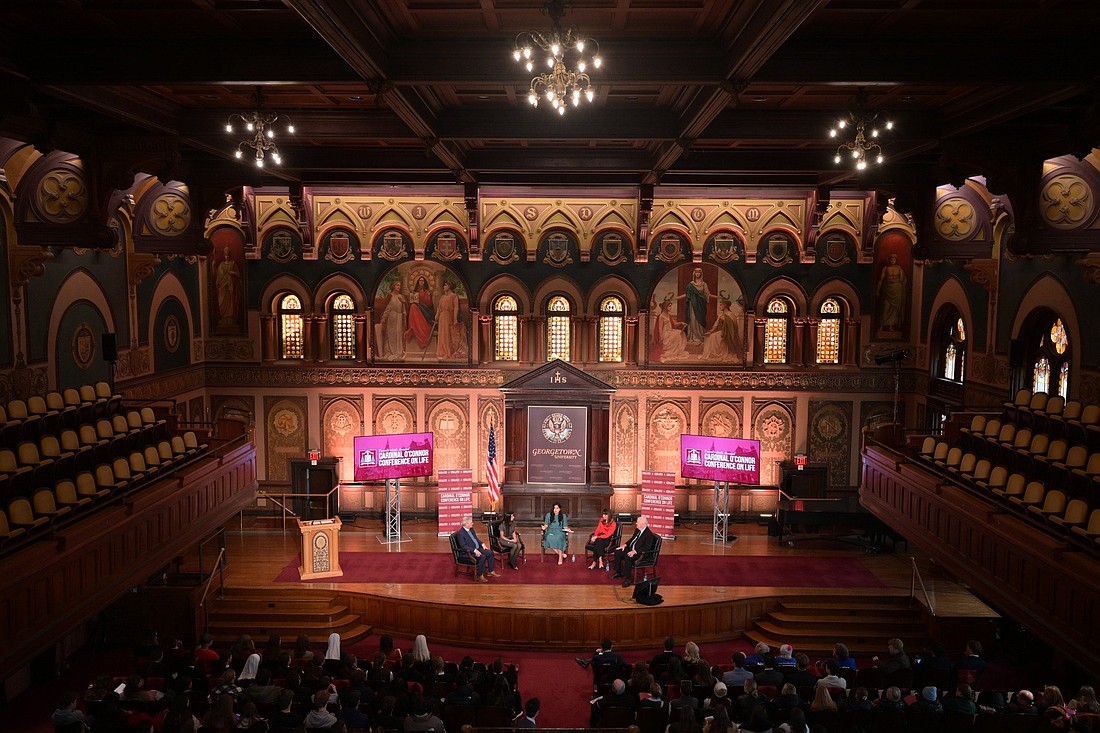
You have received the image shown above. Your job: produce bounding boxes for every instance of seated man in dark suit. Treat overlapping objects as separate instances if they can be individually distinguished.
[611,516,658,588]
[457,516,499,582]
[576,639,626,685]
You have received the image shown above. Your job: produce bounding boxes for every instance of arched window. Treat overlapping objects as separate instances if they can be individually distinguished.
[764,297,791,364]
[598,295,624,363]
[493,294,519,361]
[546,295,572,362]
[944,317,966,382]
[330,293,356,359]
[278,293,304,359]
[1028,315,1070,399]
[815,297,842,364]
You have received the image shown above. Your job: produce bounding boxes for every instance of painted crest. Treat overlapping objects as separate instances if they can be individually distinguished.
[268,229,297,263]
[708,231,741,263]
[431,230,462,262]
[762,232,794,267]
[820,231,852,266]
[165,315,180,353]
[378,229,408,261]
[596,231,628,266]
[542,231,573,267]
[655,232,686,263]
[73,323,95,368]
[324,228,354,264]
[489,231,520,265]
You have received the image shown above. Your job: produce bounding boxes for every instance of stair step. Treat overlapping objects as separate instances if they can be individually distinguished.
[206,587,371,648]
[767,611,925,628]
[780,600,920,614]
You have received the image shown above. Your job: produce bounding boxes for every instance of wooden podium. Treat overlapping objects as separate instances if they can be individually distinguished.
[297,517,344,580]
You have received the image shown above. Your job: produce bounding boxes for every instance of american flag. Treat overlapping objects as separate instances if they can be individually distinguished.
[486,424,502,504]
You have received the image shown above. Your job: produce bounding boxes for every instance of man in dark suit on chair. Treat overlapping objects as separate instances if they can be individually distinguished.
[611,515,657,588]
[458,517,499,582]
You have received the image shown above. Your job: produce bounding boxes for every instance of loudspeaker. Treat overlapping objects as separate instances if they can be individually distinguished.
[631,577,663,605]
[102,332,117,362]
[1009,338,1024,368]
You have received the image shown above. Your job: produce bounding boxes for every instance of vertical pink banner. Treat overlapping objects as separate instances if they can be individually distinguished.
[641,471,676,538]
[437,469,472,536]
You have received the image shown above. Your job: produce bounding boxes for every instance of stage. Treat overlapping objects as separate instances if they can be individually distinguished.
[217,516,997,651]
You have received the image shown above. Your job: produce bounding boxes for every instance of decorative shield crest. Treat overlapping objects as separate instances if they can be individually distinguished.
[165,315,180,353]
[489,231,520,264]
[542,231,573,267]
[73,323,95,368]
[762,231,794,267]
[378,229,408,261]
[596,231,628,265]
[324,228,354,264]
[708,231,741,263]
[655,232,686,263]
[431,230,462,262]
[267,229,297,263]
[820,232,852,266]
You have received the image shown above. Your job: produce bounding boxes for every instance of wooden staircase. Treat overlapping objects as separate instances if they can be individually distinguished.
[205,587,372,646]
[743,595,929,657]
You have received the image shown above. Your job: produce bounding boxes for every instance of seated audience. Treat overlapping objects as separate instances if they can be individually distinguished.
[769,683,804,714]
[810,685,838,713]
[872,638,910,675]
[703,705,733,733]
[815,660,846,689]
[733,680,766,721]
[951,640,987,682]
[738,705,774,733]
[777,707,810,733]
[703,681,730,712]
[403,696,444,732]
[203,693,239,730]
[518,697,540,728]
[775,644,797,668]
[753,654,783,689]
[651,637,681,669]
[244,668,282,707]
[669,705,704,733]
[910,686,943,714]
[787,655,819,691]
[1008,689,1038,714]
[829,642,857,670]
[722,652,754,688]
[1069,685,1100,713]
[875,686,907,712]
[208,669,243,705]
[236,700,266,731]
[744,643,769,667]
[943,682,977,714]
[843,686,873,713]
[51,690,85,731]
[304,688,342,731]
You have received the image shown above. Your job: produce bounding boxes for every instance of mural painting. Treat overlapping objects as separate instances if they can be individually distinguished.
[649,263,745,366]
[808,400,853,488]
[373,263,468,363]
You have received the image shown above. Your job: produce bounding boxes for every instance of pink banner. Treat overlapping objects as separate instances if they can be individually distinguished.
[437,469,472,536]
[353,432,434,481]
[641,471,676,538]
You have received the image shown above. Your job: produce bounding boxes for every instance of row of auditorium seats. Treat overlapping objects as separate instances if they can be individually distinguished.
[0,430,208,549]
[918,437,1100,550]
[0,381,122,447]
[999,389,1100,449]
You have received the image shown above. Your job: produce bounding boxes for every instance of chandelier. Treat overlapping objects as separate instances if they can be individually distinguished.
[828,88,894,170]
[224,87,295,167]
[512,0,602,115]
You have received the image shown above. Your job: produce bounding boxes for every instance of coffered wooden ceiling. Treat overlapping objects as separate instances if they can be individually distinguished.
[1,0,1098,192]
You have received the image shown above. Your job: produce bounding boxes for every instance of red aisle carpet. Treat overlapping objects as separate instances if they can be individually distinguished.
[275,552,885,587]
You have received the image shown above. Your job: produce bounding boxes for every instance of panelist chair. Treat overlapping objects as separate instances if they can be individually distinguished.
[449,531,478,579]
[487,521,524,567]
[540,526,570,562]
[630,534,663,583]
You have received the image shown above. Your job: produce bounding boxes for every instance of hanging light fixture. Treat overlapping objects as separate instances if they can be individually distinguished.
[224,87,295,167]
[512,0,602,116]
[828,88,894,171]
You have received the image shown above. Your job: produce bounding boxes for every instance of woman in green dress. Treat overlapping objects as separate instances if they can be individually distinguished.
[541,502,572,565]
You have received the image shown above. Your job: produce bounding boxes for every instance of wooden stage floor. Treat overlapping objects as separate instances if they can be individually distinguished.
[214,515,997,620]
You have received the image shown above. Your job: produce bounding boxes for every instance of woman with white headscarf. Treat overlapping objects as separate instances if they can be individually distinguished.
[238,653,261,685]
[322,633,344,675]
[411,634,432,675]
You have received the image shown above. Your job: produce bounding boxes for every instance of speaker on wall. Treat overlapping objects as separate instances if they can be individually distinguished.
[102,332,118,362]
[1009,338,1024,368]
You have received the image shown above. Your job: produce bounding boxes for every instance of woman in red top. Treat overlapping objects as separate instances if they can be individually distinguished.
[586,509,618,570]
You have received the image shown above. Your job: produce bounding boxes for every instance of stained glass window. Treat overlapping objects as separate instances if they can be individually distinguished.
[1058,361,1069,400]
[816,298,841,364]
[1033,356,1050,394]
[956,318,966,343]
[546,295,571,362]
[764,297,789,364]
[1051,318,1067,354]
[330,293,356,359]
[945,343,958,381]
[279,294,304,359]
[940,313,966,382]
[493,294,518,361]
[598,296,624,363]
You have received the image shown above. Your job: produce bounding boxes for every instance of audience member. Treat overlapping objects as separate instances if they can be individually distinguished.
[51,690,85,731]
[952,640,987,681]
[1041,685,1067,712]
[322,633,345,676]
[670,679,701,714]
[1007,690,1038,715]
[444,672,480,707]
[810,685,838,712]
[769,683,804,714]
[744,643,770,667]
[260,634,283,670]
[208,669,243,705]
[978,690,1007,713]
[269,689,302,733]
[754,654,783,689]
[738,704,774,733]
[592,679,636,726]
[236,700,266,731]
[292,634,315,664]
[410,634,432,671]
[682,641,704,678]
[829,643,857,671]
[776,707,810,733]
[225,634,256,674]
[628,661,655,696]
[575,639,626,684]
[670,705,705,733]
[703,681,730,712]
[775,644,796,668]
[815,660,846,689]
[910,686,943,714]
[733,680,766,721]
[872,638,910,675]
[303,689,341,731]
[379,635,403,664]
[244,668,281,707]
[517,697,540,728]
[238,653,262,684]
[703,704,734,733]
[1069,685,1100,713]
[843,686,873,713]
[786,654,818,691]
[403,696,444,732]
[203,693,239,730]
[943,682,977,714]
[640,683,666,710]
[875,686,906,712]
[337,688,371,730]
[722,652,754,688]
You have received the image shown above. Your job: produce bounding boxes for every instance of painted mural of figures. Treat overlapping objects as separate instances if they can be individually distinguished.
[405,276,437,348]
[377,279,407,359]
[701,297,743,362]
[436,280,461,359]
[876,253,907,336]
[651,298,690,363]
[677,266,717,343]
[215,245,240,327]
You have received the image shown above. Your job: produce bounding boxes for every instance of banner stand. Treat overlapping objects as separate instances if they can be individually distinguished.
[705,481,738,546]
[379,478,411,544]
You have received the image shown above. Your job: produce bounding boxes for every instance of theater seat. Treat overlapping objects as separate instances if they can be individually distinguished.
[32,487,72,521]
[8,496,49,531]
[0,508,27,545]
[54,479,92,510]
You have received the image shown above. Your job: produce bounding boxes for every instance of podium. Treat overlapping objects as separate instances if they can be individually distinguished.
[297,517,344,580]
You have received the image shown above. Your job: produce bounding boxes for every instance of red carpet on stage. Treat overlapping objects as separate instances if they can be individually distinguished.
[275,552,885,587]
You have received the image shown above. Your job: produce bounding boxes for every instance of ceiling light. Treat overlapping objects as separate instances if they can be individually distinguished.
[828,88,894,172]
[512,0,602,116]
[224,86,295,167]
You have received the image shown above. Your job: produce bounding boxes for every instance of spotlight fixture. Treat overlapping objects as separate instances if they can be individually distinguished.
[828,88,894,171]
[512,0,602,115]
[224,87,295,168]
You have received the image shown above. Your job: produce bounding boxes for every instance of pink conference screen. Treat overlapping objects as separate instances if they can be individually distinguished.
[353,433,434,481]
[680,434,761,485]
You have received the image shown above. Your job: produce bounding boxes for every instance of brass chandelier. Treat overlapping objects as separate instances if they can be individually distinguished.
[224,87,295,167]
[512,0,603,115]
